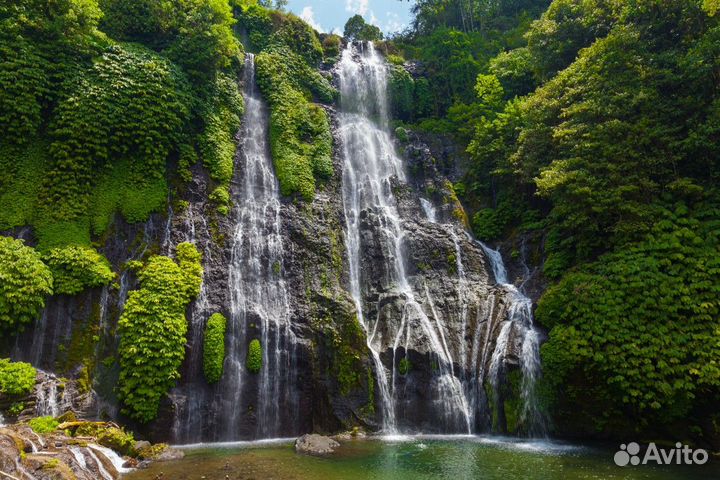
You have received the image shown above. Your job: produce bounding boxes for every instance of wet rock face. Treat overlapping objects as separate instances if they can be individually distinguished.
[0,61,537,442]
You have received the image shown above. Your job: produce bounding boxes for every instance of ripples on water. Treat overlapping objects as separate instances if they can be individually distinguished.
[124,436,719,480]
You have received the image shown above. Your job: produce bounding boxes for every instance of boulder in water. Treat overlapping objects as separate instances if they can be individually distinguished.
[295,434,339,455]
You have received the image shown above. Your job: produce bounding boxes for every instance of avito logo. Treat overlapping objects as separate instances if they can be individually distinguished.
[614,442,709,466]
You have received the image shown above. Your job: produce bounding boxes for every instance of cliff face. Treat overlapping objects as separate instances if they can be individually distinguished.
[1,51,543,443]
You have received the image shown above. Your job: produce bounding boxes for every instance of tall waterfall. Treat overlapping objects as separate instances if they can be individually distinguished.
[338,42,545,435]
[338,43,471,433]
[219,53,299,439]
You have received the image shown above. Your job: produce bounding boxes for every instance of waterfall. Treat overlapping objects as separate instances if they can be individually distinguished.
[171,200,214,442]
[338,42,471,433]
[338,41,545,436]
[35,373,70,417]
[420,198,437,223]
[479,242,547,436]
[218,53,298,439]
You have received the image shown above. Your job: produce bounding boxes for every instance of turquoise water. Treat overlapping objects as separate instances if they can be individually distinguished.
[123,435,719,480]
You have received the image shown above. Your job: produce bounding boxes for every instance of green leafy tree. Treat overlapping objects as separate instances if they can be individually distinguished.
[343,14,383,42]
[0,237,53,331]
[99,0,240,84]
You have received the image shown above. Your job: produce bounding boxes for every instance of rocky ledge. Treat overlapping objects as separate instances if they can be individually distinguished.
[0,417,180,479]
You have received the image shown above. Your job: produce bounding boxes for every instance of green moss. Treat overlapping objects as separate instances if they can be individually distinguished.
[203,313,227,384]
[0,141,47,231]
[42,245,114,295]
[8,402,25,416]
[28,416,59,434]
[209,186,231,216]
[199,73,244,209]
[73,423,136,456]
[247,339,262,374]
[117,242,203,423]
[0,359,37,396]
[366,367,375,414]
[136,443,168,460]
[0,237,53,331]
[398,357,411,375]
[447,251,458,275]
[254,42,335,201]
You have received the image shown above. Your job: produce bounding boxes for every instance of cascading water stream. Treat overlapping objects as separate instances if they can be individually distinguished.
[219,53,298,440]
[338,42,471,434]
[478,241,547,436]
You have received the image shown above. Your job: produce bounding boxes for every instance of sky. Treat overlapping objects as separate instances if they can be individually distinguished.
[285,0,415,36]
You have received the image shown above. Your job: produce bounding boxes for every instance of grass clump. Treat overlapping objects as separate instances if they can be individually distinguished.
[28,416,59,434]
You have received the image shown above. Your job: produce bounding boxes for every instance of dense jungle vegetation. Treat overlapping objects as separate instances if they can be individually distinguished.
[0,0,718,445]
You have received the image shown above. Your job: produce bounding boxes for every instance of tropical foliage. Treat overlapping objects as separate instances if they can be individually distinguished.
[0,237,53,331]
[0,359,37,396]
[117,243,203,423]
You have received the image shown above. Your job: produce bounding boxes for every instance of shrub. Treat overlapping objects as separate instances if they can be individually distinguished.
[117,242,203,423]
[100,0,241,85]
[28,416,59,434]
[322,34,342,59]
[203,313,227,383]
[389,65,414,121]
[0,236,53,330]
[42,246,114,295]
[247,339,262,374]
[0,359,37,396]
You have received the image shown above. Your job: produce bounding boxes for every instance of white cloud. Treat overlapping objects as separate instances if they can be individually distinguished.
[300,6,324,33]
[385,11,406,33]
[345,0,369,16]
[332,27,343,36]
